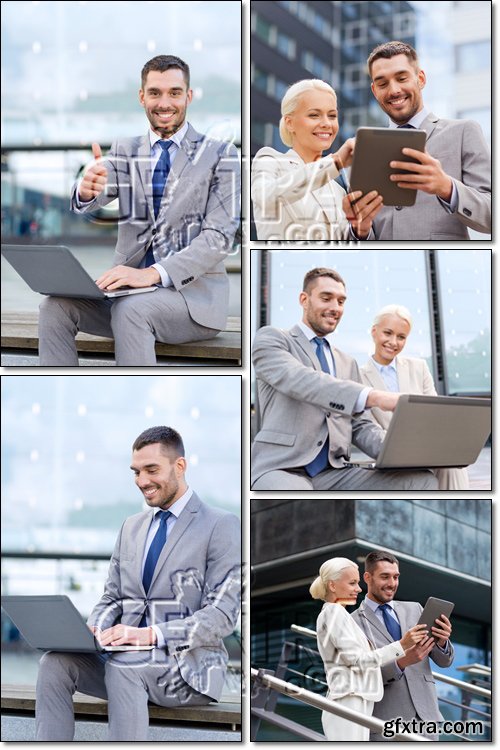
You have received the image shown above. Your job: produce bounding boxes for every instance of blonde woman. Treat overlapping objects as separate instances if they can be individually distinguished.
[251,79,383,241]
[360,305,469,490]
[310,557,428,741]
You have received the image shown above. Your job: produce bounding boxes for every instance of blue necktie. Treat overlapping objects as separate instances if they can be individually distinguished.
[397,123,415,129]
[379,603,402,641]
[144,140,173,267]
[142,510,172,593]
[305,337,331,477]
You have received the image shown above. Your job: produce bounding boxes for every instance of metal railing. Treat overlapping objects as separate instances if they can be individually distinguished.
[251,668,429,741]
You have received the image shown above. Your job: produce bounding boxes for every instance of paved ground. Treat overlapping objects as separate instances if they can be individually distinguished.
[1,715,240,742]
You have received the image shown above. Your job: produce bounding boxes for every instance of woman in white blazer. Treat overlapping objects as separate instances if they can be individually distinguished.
[311,558,427,741]
[251,79,383,241]
[360,305,469,490]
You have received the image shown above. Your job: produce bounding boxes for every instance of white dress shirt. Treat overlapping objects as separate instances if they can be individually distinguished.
[371,357,400,393]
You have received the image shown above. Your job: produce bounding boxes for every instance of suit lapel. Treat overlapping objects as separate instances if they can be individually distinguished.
[147,492,201,592]
[396,358,411,392]
[421,112,440,142]
[290,325,323,372]
[364,358,387,390]
[359,600,393,643]
[136,511,156,594]
[136,135,155,221]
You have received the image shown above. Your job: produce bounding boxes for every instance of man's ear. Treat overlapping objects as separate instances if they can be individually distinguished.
[139,89,145,107]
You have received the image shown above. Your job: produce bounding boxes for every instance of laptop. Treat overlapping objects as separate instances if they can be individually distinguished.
[346,394,491,470]
[1,595,154,653]
[1,244,158,299]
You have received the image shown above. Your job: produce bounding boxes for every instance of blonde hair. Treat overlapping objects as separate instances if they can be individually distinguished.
[373,304,413,330]
[279,79,337,148]
[309,557,358,601]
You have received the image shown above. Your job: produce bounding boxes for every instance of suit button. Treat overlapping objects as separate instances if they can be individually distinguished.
[326,412,330,417]
[464,208,471,217]
[152,229,157,236]
[317,441,322,446]
[395,206,403,211]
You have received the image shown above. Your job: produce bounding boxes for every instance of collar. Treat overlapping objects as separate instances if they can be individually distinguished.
[149,120,189,150]
[154,486,193,520]
[364,595,396,614]
[388,106,430,130]
[297,320,335,347]
[371,356,398,374]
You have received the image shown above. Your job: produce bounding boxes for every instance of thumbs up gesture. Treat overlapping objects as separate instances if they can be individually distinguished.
[79,142,108,202]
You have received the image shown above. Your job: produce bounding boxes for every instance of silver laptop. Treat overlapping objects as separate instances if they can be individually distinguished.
[1,595,153,653]
[1,244,158,299]
[346,394,491,470]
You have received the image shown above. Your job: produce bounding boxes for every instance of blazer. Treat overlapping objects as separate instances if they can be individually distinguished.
[360,356,470,490]
[87,493,241,702]
[351,599,454,723]
[251,325,385,486]
[70,124,240,331]
[316,602,404,701]
[251,147,350,241]
[372,113,491,240]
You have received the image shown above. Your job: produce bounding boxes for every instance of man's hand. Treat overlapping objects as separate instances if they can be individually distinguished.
[431,614,452,648]
[98,624,157,647]
[390,148,453,201]
[397,636,435,668]
[342,190,384,239]
[366,390,401,412]
[79,143,108,202]
[96,265,160,291]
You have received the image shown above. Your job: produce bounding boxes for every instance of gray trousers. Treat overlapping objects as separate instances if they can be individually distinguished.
[38,288,219,366]
[35,649,211,741]
[251,466,438,491]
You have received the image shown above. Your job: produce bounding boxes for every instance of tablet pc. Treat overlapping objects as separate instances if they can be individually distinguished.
[417,597,454,632]
[349,127,427,206]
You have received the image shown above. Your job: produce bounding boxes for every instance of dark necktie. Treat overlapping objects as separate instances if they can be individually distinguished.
[305,337,331,477]
[397,123,415,129]
[142,510,172,593]
[379,603,402,641]
[144,140,173,267]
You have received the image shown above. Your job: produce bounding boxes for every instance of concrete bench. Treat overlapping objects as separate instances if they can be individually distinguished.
[1,684,241,730]
[1,312,241,364]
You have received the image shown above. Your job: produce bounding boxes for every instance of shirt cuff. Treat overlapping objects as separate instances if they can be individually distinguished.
[438,180,458,213]
[354,387,371,414]
[436,640,450,654]
[349,225,374,241]
[152,625,165,648]
[153,263,173,288]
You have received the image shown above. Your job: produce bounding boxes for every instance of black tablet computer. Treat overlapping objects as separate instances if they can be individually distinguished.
[417,597,455,631]
[349,127,427,206]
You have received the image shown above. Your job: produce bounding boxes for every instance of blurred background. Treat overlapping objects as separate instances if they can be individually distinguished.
[250,0,491,239]
[1,374,241,686]
[1,0,241,313]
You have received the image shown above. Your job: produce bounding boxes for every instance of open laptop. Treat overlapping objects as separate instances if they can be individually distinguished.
[1,595,154,653]
[1,245,158,299]
[346,394,491,470]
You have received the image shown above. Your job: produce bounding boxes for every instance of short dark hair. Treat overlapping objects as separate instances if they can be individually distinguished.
[303,267,346,294]
[367,41,419,77]
[141,55,190,90]
[132,426,185,457]
[364,550,400,574]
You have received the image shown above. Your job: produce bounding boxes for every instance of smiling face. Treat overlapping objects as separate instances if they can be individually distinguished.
[285,88,339,162]
[364,561,400,604]
[370,53,425,124]
[327,566,362,606]
[300,276,346,337]
[131,442,187,510]
[371,313,411,365]
[139,68,193,138]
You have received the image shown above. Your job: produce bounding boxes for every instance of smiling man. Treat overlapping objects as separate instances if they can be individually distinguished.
[251,267,438,491]
[35,425,241,741]
[38,55,240,366]
[363,41,491,240]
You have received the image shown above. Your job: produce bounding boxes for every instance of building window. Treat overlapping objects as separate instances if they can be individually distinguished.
[345,20,367,44]
[301,51,333,82]
[393,12,416,37]
[456,40,491,73]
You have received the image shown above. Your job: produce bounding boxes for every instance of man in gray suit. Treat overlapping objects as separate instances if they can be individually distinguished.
[351,550,454,740]
[38,55,240,365]
[35,426,241,741]
[251,267,438,490]
[345,41,490,240]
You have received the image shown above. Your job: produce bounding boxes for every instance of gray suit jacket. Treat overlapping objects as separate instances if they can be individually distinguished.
[372,114,491,240]
[70,124,240,330]
[351,599,454,724]
[251,325,385,485]
[88,493,241,701]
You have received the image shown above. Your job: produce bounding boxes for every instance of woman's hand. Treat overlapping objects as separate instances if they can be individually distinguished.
[332,137,355,170]
[400,624,429,651]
